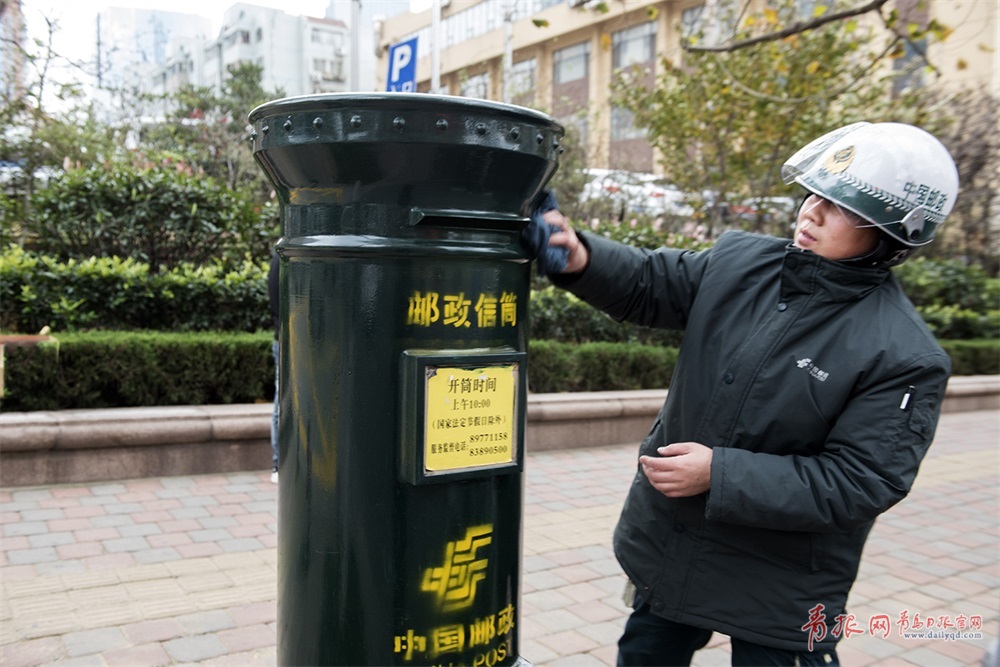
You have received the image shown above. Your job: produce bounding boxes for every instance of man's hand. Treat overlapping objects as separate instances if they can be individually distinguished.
[542,209,590,274]
[639,442,713,497]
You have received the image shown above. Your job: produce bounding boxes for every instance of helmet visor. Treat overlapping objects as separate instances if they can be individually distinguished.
[799,195,881,230]
[781,122,871,185]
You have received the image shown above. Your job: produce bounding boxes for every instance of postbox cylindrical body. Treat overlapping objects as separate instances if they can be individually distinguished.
[248,93,563,666]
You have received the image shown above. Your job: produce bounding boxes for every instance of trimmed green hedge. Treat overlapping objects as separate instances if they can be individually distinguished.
[1,331,273,411]
[1,333,995,412]
[526,340,679,393]
[941,339,1000,377]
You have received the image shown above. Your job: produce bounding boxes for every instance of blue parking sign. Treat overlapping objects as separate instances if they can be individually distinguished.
[386,37,419,92]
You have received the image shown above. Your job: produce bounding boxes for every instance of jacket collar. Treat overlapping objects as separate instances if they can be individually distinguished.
[781,243,890,303]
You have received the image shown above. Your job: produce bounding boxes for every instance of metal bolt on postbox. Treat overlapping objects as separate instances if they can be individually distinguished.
[249,93,563,666]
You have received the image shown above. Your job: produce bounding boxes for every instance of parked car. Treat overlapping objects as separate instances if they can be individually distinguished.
[579,169,694,218]
[697,191,798,225]
[0,162,59,196]
[738,196,798,224]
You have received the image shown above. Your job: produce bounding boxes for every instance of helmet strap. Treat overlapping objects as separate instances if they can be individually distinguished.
[837,231,912,269]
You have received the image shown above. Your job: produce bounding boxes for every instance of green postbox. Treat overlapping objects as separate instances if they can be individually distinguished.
[248,93,563,666]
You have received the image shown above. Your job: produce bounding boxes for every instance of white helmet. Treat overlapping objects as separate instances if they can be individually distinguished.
[782,122,959,247]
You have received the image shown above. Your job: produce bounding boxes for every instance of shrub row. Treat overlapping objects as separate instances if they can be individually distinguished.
[2,333,996,412]
[1,332,273,411]
[526,340,679,393]
[4,247,998,341]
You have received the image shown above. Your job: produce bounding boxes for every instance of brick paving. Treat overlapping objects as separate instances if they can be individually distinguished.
[1,409,997,666]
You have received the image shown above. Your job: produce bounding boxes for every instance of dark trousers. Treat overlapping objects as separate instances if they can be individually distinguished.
[617,601,840,667]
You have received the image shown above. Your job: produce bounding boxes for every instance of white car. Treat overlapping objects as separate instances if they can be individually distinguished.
[579,169,693,218]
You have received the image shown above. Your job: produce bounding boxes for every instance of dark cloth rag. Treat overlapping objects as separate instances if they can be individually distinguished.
[523,189,569,276]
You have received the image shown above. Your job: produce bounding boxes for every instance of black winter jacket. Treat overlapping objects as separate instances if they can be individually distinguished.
[552,230,950,651]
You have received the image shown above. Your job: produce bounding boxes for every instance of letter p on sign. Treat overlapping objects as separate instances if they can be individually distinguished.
[386,37,418,92]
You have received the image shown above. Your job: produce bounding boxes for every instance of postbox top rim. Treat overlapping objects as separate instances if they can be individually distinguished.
[248,92,563,129]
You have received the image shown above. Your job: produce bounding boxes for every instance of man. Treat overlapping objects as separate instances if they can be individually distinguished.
[539,122,959,665]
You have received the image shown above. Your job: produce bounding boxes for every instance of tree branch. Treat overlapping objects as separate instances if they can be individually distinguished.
[685,0,891,52]
[705,36,900,104]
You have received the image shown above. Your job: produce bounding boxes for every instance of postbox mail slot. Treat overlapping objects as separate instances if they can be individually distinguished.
[409,208,529,232]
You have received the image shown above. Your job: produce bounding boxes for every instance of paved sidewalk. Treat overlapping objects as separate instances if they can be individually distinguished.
[2,409,997,666]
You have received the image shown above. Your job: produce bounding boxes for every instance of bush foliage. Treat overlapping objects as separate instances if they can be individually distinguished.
[1,331,273,411]
[2,333,993,412]
[22,164,274,272]
[5,246,996,341]
[2,224,997,410]
[1,246,270,333]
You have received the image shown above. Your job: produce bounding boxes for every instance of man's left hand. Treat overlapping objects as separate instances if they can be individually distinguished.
[639,442,713,497]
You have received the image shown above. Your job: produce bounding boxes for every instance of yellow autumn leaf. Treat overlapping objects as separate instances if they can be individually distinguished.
[600,33,612,50]
[763,8,778,24]
[813,4,828,17]
[745,15,757,27]
[927,19,954,41]
[532,18,549,27]
[806,61,820,74]
[956,58,968,70]
[647,6,659,20]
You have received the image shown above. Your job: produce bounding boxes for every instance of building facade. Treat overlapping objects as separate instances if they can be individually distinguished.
[148,4,350,99]
[0,0,25,101]
[376,0,1000,173]
[98,7,213,93]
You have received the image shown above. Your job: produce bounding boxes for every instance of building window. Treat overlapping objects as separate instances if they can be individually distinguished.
[405,0,563,52]
[508,58,535,99]
[312,58,344,81]
[681,4,705,39]
[612,21,655,69]
[553,41,589,84]
[312,28,338,45]
[461,72,490,99]
[611,105,645,142]
[680,2,737,46]
[892,38,926,94]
